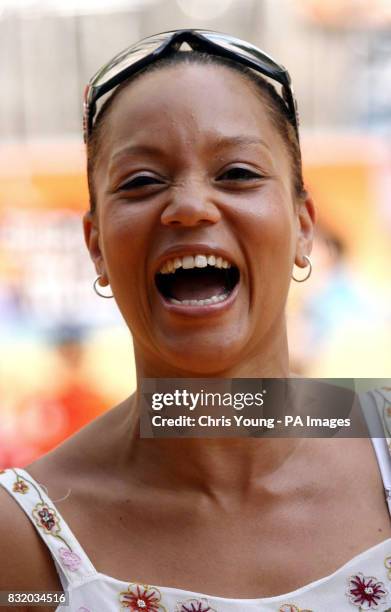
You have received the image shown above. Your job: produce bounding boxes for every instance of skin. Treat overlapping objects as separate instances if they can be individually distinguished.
[0,64,389,610]
[86,63,313,380]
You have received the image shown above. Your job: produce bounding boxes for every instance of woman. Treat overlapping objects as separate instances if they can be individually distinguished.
[0,30,390,612]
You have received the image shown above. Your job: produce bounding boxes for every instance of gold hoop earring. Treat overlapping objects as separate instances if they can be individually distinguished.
[93,275,114,298]
[292,255,312,283]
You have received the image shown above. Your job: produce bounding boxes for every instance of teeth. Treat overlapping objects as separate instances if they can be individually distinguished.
[195,255,208,268]
[168,293,229,306]
[182,255,194,269]
[159,253,232,274]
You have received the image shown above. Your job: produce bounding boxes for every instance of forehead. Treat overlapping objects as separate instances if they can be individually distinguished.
[98,63,288,165]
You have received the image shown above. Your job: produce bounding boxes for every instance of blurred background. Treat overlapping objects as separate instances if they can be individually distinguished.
[0,0,390,467]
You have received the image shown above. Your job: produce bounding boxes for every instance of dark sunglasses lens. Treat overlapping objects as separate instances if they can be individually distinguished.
[90,30,287,91]
[90,32,172,88]
[201,31,285,72]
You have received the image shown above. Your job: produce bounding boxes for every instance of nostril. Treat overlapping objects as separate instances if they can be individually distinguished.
[164,218,214,228]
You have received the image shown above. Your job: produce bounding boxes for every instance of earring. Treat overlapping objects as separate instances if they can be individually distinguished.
[292,254,312,283]
[93,275,114,298]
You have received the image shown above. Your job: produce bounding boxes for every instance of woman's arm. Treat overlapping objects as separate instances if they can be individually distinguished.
[0,487,63,612]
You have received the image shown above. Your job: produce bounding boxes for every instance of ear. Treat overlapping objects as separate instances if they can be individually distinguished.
[83,211,109,286]
[294,194,316,267]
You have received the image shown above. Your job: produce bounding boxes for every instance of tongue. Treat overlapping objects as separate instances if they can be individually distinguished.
[169,268,228,301]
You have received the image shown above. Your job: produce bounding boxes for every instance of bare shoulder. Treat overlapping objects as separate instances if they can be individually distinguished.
[0,483,61,594]
[0,398,131,600]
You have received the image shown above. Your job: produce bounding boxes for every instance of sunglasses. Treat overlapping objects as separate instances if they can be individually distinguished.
[83,29,299,144]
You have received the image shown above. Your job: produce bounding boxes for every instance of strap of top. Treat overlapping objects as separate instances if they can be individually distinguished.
[372,437,391,516]
[0,467,98,587]
[359,387,391,516]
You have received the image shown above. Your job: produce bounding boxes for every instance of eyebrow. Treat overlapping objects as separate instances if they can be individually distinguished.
[210,136,270,151]
[110,144,166,164]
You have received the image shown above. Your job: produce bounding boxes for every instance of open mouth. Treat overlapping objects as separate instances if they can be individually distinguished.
[155,254,240,306]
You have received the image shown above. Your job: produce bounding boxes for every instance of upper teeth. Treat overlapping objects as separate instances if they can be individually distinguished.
[159,254,232,274]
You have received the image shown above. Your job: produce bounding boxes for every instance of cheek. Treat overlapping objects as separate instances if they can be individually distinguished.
[244,185,295,250]
[99,203,155,306]
[237,186,296,303]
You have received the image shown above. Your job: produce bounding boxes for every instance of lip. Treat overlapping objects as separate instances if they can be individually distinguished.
[152,243,240,277]
[157,278,241,317]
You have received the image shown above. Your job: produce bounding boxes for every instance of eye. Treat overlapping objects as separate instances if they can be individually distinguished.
[216,167,263,182]
[118,173,165,191]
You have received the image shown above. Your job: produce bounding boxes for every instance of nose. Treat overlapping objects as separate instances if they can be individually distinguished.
[161,182,221,227]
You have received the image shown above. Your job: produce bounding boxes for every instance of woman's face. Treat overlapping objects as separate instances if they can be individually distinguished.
[84,63,314,375]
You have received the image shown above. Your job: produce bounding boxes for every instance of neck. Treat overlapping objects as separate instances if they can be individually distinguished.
[124,407,304,496]
[117,321,300,496]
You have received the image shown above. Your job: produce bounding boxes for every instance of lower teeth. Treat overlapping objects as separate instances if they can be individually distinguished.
[169,293,229,306]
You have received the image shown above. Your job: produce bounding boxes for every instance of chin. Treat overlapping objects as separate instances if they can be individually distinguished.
[155,330,248,376]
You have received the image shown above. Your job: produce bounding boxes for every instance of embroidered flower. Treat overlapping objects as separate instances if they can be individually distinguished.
[119,584,166,611]
[175,598,217,611]
[77,608,91,612]
[12,479,29,494]
[346,573,388,609]
[32,502,60,535]
[59,547,82,571]
[385,556,391,580]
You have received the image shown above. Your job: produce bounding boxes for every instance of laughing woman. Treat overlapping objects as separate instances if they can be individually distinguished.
[0,30,390,612]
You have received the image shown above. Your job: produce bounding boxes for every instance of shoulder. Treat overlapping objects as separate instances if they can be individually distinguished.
[0,397,131,594]
[0,480,62,593]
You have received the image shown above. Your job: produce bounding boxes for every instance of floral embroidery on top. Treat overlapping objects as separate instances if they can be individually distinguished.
[59,547,82,571]
[12,479,29,494]
[32,502,61,535]
[175,598,217,611]
[385,556,391,580]
[279,606,313,612]
[119,584,167,611]
[8,468,83,575]
[346,573,388,609]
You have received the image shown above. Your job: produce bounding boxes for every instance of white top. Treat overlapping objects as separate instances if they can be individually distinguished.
[1,388,391,612]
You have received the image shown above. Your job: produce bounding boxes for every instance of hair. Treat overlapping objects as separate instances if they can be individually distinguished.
[87,51,307,211]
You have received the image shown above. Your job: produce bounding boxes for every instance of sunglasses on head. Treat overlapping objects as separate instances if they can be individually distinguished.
[83,29,299,144]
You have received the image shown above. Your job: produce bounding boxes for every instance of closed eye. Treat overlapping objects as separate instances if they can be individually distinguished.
[118,174,166,191]
[216,167,264,182]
